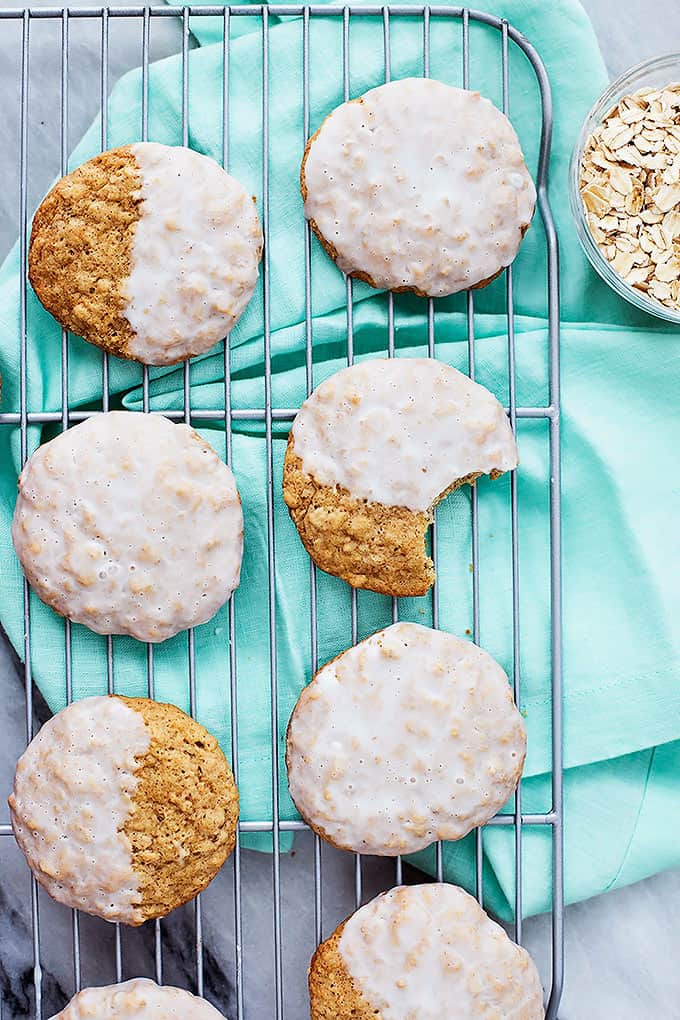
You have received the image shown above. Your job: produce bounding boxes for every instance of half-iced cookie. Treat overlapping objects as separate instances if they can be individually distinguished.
[310,884,544,1020]
[287,622,525,855]
[282,358,517,595]
[10,696,239,925]
[49,979,226,1018]
[29,143,263,365]
[12,411,243,642]
[301,77,536,296]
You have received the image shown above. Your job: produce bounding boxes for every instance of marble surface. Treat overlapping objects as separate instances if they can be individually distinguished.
[1,1,680,1018]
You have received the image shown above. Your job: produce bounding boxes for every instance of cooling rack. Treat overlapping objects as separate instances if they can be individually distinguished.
[0,5,563,1019]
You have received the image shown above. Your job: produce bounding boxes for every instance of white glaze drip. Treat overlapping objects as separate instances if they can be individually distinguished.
[339,885,545,1020]
[10,697,149,925]
[287,622,526,854]
[124,143,262,366]
[303,78,536,296]
[290,358,518,511]
[12,411,243,643]
[49,978,227,1019]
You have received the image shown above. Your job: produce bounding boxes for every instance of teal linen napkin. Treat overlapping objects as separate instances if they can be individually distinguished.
[1,0,679,921]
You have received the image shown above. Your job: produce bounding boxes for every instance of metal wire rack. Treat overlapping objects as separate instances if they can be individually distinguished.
[0,5,563,1019]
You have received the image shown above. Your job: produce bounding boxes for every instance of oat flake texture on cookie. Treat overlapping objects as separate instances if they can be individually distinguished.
[287,622,526,855]
[11,411,243,642]
[283,357,518,596]
[28,142,263,365]
[48,978,227,1019]
[10,696,239,925]
[302,77,536,296]
[310,885,545,1020]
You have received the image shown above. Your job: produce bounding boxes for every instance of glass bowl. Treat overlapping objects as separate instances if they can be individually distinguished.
[569,52,680,324]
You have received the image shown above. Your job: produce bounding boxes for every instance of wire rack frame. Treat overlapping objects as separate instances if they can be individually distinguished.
[0,5,563,1019]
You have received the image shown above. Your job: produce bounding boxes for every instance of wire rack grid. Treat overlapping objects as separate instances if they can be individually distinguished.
[0,5,563,1019]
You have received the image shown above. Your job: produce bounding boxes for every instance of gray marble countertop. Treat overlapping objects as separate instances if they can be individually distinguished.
[1,2,679,1018]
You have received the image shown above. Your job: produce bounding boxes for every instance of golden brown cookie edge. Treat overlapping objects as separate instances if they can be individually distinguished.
[116,695,239,924]
[282,437,435,597]
[283,432,494,597]
[28,145,141,361]
[309,919,382,1020]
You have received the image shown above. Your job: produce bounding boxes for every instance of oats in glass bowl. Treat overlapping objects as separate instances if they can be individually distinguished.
[579,82,680,312]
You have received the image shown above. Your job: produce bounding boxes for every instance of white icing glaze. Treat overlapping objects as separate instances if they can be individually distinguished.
[339,885,544,1020]
[287,622,525,855]
[49,978,227,1019]
[290,358,518,512]
[303,78,536,296]
[12,411,243,642]
[9,697,149,925]
[124,143,262,366]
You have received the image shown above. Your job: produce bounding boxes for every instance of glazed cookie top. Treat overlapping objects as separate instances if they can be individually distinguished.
[10,696,239,925]
[289,358,517,511]
[49,979,226,1019]
[12,412,243,642]
[339,885,544,1020]
[124,144,262,364]
[28,143,262,366]
[302,78,536,296]
[287,622,525,854]
[10,696,150,924]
